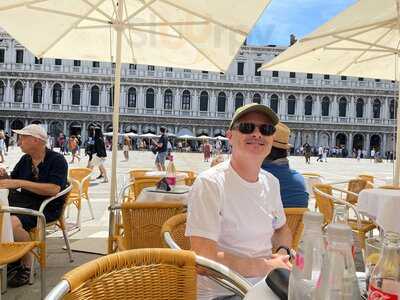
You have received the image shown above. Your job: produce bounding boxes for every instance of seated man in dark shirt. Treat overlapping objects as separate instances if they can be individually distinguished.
[0,124,68,287]
[262,123,309,208]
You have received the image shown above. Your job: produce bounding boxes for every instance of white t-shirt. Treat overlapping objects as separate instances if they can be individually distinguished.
[185,160,286,300]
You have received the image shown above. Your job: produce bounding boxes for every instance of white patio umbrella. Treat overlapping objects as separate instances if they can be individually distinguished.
[197,134,210,140]
[261,0,400,185]
[178,134,196,140]
[0,0,271,252]
[140,132,159,138]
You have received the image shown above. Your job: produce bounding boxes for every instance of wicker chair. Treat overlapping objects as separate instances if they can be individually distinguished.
[113,201,185,251]
[66,168,94,230]
[161,213,190,250]
[380,185,400,190]
[177,170,197,186]
[358,174,374,183]
[132,178,161,199]
[284,208,308,250]
[46,249,252,300]
[29,185,74,262]
[0,206,46,298]
[313,183,376,250]
[346,178,368,205]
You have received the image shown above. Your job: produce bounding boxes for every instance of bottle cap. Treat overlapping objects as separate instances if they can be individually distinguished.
[327,223,353,243]
[303,211,324,227]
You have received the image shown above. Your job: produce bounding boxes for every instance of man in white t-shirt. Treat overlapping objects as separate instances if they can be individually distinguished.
[185,103,292,300]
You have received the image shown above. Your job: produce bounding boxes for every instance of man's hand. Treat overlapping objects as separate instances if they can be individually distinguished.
[264,254,292,274]
[0,167,8,178]
[0,179,22,189]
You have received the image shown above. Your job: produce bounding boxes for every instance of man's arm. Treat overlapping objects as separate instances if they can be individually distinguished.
[191,236,290,278]
[271,224,292,255]
[0,179,61,196]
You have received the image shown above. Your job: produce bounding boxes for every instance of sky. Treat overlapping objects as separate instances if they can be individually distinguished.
[248,0,357,46]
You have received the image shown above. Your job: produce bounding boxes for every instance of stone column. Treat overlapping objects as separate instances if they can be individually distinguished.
[366,97,372,119]
[192,89,198,112]
[264,93,269,107]
[174,88,180,111]
[348,132,353,154]
[156,87,162,110]
[63,120,67,134]
[228,91,234,115]
[24,81,31,104]
[332,95,338,116]
[382,133,387,153]
[297,94,303,116]
[43,81,50,106]
[82,83,88,107]
[296,131,301,148]
[365,133,370,151]
[5,79,11,102]
[210,90,216,114]
[314,95,320,116]
[349,96,355,118]
[280,93,287,116]
[63,82,69,106]
[5,119,10,132]
[100,85,107,108]
[331,131,336,147]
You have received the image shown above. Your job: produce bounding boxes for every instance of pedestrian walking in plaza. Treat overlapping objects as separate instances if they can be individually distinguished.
[0,131,5,163]
[4,132,10,153]
[89,128,108,183]
[203,140,211,162]
[152,127,168,171]
[122,136,132,161]
[68,135,80,163]
[357,149,362,161]
[57,133,66,154]
[303,142,311,164]
[317,145,323,162]
[370,148,376,162]
[322,147,328,162]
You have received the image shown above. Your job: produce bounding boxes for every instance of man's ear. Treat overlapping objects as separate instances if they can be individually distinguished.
[226,130,233,145]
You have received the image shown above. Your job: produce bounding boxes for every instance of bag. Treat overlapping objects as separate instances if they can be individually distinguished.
[150,144,159,155]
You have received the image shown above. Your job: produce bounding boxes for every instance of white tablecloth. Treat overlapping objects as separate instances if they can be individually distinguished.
[358,188,400,233]
[0,189,13,242]
[136,186,190,205]
[243,278,279,300]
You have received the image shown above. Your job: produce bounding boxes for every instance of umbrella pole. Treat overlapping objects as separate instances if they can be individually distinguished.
[395,78,400,186]
[108,0,124,254]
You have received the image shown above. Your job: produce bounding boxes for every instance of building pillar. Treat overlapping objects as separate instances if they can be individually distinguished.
[210,90,216,114]
[349,96,355,118]
[331,131,336,147]
[264,93,269,107]
[174,88,180,111]
[24,81,31,104]
[348,132,353,154]
[382,133,387,153]
[82,121,87,142]
[280,93,287,116]
[138,124,142,134]
[314,131,318,147]
[100,85,107,108]
[5,119,10,133]
[365,133,370,151]
[297,94,303,116]
[156,87,162,110]
[314,95,320,117]
[5,79,11,102]
[366,97,372,119]
[296,131,301,148]
[63,120,67,134]
[63,82,69,106]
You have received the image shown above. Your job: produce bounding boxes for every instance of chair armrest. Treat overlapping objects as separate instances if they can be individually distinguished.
[195,255,252,297]
[117,181,135,204]
[0,205,46,241]
[44,279,70,300]
[38,185,73,213]
[163,232,181,250]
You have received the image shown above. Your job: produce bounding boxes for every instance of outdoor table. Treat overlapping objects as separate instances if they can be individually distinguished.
[136,185,191,205]
[0,189,13,242]
[358,188,400,233]
[144,171,187,185]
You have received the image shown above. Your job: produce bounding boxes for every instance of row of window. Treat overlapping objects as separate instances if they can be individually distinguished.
[0,81,396,118]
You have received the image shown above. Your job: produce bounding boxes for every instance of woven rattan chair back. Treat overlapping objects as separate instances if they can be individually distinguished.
[161,213,190,250]
[313,183,334,225]
[358,174,374,183]
[62,248,197,300]
[346,179,367,204]
[69,168,91,196]
[284,208,308,250]
[133,178,161,199]
[120,202,185,249]
[380,185,400,190]
[129,169,153,181]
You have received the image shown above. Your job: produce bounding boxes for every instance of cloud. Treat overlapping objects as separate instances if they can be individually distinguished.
[248,0,357,46]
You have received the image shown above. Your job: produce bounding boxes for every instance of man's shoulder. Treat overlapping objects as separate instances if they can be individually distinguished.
[45,149,67,164]
[198,160,229,182]
[259,168,280,186]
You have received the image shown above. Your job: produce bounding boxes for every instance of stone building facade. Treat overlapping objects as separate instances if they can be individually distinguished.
[0,30,397,154]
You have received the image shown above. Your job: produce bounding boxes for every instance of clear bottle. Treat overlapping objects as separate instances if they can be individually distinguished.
[333,204,348,224]
[166,155,176,187]
[289,211,325,300]
[314,223,361,300]
[368,232,400,299]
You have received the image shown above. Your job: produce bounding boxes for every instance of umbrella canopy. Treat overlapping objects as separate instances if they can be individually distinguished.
[178,134,196,140]
[215,136,228,141]
[126,132,138,137]
[197,134,210,140]
[261,0,400,185]
[140,132,159,138]
[0,0,272,252]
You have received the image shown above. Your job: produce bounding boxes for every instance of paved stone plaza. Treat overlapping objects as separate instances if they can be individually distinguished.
[2,146,395,299]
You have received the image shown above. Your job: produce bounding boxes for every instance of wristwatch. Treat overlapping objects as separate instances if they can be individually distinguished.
[276,246,294,260]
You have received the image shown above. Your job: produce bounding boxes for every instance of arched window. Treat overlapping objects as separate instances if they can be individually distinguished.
[72,84,80,105]
[373,99,381,118]
[321,97,330,116]
[270,94,279,113]
[146,88,155,109]
[181,90,191,110]
[217,92,226,112]
[253,93,261,104]
[33,82,42,103]
[287,95,296,115]
[339,97,347,117]
[0,81,4,102]
[164,89,173,110]
[304,95,313,116]
[52,83,62,104]
[199,91,208,112]
[235,92,244,110]
[109,86,114,106]
[14,81,23,102]
[127,87,136,108]
[90,85,99,106]
[356,98,364,118]
[389,99,395,119]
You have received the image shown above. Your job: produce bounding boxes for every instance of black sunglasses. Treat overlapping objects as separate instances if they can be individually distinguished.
[232,122,276,136]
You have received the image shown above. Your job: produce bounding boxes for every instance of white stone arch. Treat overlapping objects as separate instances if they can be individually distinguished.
[319,132,330,147]
[142,124,156,134]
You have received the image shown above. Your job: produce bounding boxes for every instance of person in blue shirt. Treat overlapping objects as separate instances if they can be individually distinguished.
[262,123,308,208]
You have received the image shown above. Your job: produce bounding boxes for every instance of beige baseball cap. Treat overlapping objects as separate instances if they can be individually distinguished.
[13,124,48,142]
[272,122,292,150]
[229,103,279,129]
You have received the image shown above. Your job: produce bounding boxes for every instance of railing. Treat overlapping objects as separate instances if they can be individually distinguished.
[0,62,396,91]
